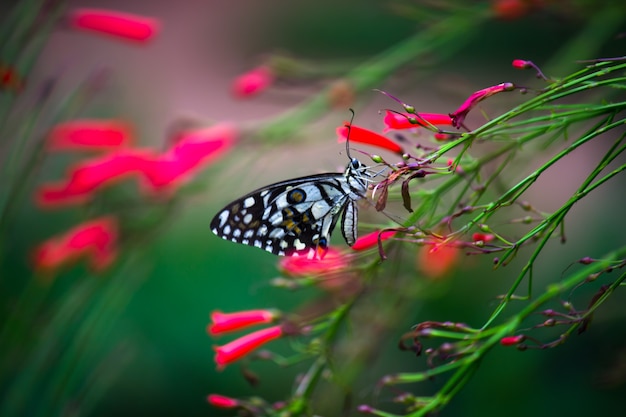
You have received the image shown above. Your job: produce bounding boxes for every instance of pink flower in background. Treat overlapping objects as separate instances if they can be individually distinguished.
[207,394,239,409]
[36,122,236,206]
[351,230,395,251]
[142,123,237,192]
[232,66,274,98]
[449,82,516,128]
[69,8,160,43]
[382,110,453,132]
[0,62,24,93]
[214,325,283,368]
[512,59,532,70]
[33,216,118,273]
[208,309,278,336]
[47,119,133,151]
[279,247,349,277]
[336,124,403,154]
[36,149,155,207]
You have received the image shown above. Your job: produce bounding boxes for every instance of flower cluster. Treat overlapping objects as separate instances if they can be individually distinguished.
[31,9,236,275]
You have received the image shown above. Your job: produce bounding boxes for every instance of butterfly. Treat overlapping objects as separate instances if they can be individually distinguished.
[210,157,371,259]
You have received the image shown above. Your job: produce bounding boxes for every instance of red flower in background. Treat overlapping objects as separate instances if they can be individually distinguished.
[69,8,160,43]
[36,149,156,207]
[208,309,278,336]
[214,325,283,368]
[207,394,239,409]
[279,247,349,277]
[416,241,460,279]
[232,66,274,98]
[33,216,118,274]
[382,110,453,132]
[351,230,395,251]
[141,123,237,192]
[36,122,237,206]
[336,124,402,154]
[47,119,133,151]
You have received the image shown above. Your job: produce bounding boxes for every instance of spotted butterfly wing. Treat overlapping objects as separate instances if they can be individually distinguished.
[210,159,369,259]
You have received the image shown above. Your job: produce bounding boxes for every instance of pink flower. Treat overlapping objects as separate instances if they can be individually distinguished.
[47,119,133,151]
[472,233,495,243]
[512,59,532,70]
[232,66,274,98]
[68,8,160,43]
[500,335,525,346]
[207,394,239,408]
[36,149,156,207]
[141,123,237,192]
[208,309,278,336]
[214,325,283,368]
[36,123,236,206]
[449,82,516,128]
[33,216,118,274]
[382,110,453,132]
[351,230,395,251]
[337,124,402,154]
[279,247,349,277]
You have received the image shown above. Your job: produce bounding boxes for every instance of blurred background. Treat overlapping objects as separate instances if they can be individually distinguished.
[1,1,626,416]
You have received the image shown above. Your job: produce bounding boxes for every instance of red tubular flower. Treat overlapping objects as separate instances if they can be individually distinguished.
[33,216,118,273]
[279,247,349,277]
[214,325,283,368]
[382,110,453,132]
[141,122,237,192]
[351,230,395,251]
[472,233,495,243]
[69,8,160,43]
[36,149,155,207]
[416,242,460,279]
[512,59,532,70]
[500,335,525,346]
[449,82,516,128]
[337,124,402,154]
[1,62,25,93]
[232,66,274,98]
[207,394,239,408]
[208,309,278,336]
[48,119,133,151]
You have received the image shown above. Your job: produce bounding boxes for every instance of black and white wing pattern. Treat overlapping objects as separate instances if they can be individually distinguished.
[210,158,369,259]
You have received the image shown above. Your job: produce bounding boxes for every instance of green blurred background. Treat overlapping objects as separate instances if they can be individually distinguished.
[2,1,626,416]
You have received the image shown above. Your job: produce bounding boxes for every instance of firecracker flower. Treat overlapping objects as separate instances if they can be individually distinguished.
[351,230,396,251]
[416,241,460,279]
[47,119,134,151]
[279,247,349,277]
[206,394,239,408]
[141,122,237,192]
[36,122,237,206]
[36,149,156,207]
[32,216,118,274]
[208,309,278,336]
[382,110,453,132]
[336,124,403,154]
[232,65,275,98]
[214,325,284,368]
[500,335,525,346]
[449,82,517,128]
[68,8,160,43]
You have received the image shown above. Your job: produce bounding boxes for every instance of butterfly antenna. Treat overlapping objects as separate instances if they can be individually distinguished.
[345,108,356,161]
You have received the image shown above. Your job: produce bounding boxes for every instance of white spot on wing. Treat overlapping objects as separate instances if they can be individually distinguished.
[243,197,255,208]
[218,210,229,228]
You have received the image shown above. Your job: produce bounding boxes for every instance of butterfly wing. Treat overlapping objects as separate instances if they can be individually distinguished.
[210,173,354,258]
